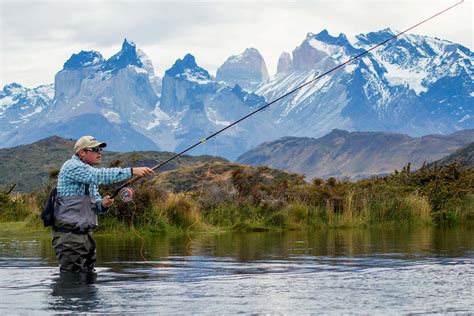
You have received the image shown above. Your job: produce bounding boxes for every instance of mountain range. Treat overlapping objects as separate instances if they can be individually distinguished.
[1,29,472,160]
[237,129,474,179]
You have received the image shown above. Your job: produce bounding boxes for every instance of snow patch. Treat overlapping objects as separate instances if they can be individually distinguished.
[0,96,16,111]
[144,104,170,130]
[101,110,122,123]
[308,39,334,56]
[183,69,212,85]
[101,96,113,104]
[205,106,231,126]
[131,65,148,75]
[21,106,43,119]
[379,59,428,95]
[344,64,357,73]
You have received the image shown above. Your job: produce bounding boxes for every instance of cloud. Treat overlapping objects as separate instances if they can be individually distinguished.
[1,0,472,87]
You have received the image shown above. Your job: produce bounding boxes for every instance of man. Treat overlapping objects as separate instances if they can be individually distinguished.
[53,135,154,273]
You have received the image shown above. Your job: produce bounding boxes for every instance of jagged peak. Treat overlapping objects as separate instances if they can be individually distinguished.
[169,54,198,71]
[3,82,23,89]
[355,28,398,45]
[379,27,397,35]
[311,29,352,47]
[182,53,198,67]
[102,38,144,72]
[277,51,292,74]
[63,50,105,70]
[222,47,265,65]
[165,54,212,81]
[243,47,261,56]
[2,82,26,95]
[122,38,136,49]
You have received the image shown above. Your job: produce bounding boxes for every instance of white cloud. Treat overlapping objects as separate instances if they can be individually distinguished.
[1,0,472,87]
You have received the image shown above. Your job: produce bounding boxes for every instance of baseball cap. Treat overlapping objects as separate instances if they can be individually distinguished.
[74,135,107,153]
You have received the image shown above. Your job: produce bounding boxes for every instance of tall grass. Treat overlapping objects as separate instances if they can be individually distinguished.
[1,163,472,233]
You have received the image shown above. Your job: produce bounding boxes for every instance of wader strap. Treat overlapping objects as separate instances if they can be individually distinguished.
[85,184,90,196]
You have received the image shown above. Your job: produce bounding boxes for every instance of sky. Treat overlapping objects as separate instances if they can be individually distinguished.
[0,0,472,88]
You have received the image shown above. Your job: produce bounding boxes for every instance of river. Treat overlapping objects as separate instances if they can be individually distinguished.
[1,227,473,314]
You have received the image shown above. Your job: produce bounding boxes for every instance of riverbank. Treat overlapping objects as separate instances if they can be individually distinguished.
[1,163,473,235]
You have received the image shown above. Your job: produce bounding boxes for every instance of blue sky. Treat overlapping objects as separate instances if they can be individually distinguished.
[1,0,472,88]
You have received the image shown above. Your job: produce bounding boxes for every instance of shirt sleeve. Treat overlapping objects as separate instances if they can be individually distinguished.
[63,162,132,185]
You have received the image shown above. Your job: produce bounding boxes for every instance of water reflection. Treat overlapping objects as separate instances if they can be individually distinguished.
[0,227,472,314]
[91,227,474,264]
[49,271,99,312]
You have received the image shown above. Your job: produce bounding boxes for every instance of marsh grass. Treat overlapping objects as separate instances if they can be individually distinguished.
[1,163,472,234]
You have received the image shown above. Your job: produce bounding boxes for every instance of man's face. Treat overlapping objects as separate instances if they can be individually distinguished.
[78,147,102,165]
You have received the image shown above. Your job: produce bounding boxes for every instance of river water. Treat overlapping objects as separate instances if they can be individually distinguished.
[1,227,473,314]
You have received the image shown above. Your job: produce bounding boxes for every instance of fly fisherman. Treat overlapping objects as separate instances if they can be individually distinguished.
[53,135,154,273]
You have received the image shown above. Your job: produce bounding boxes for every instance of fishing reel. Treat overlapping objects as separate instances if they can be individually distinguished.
[118,187,135,202]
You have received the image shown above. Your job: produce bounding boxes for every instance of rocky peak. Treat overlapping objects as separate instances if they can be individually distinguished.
[161,54,216,113]
[2,82,25,95]
[216,47,269,91]
[63,50,105,70]
[102,38,144,72]
[292,39,329,71]
[355,28,397,46]
[313,30,357,52]
[165,54,212,81]
[277,52,293,74]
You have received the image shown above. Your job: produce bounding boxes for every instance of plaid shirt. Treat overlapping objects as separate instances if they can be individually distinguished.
[57,155,132,214]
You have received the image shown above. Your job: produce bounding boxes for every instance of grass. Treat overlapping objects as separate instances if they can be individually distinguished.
[0,163,472,235]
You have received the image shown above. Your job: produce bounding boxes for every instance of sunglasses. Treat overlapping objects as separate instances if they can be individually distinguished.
[85,147,102,153]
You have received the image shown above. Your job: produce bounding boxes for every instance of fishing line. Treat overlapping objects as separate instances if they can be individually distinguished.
[111,0,463,201]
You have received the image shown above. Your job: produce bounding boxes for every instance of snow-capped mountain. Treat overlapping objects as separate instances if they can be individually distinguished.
[0,30,472,160]
[0,83,53,140]
[1,39,161,151]
[216,48,269,91]
[256,29,473,138]
[148,53,276,159]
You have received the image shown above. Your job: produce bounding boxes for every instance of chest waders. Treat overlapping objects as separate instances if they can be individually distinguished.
[52,185,98,273]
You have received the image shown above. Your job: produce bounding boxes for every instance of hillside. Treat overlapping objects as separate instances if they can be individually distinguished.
[430,143,474,167]
[150,161,302,193]
[0,136,227,192]
[237,129,474,180]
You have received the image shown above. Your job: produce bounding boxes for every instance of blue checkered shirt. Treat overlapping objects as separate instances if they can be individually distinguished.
[57,155,132,214]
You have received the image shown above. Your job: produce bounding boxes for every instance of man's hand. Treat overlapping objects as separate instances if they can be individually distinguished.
[132,167,155,177]
[101,195,114,208]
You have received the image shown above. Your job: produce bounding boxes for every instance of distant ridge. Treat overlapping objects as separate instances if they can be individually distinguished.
[430,143,474,167]
[237,129,474,180]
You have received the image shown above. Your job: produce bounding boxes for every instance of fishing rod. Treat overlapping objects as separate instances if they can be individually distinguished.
[111,0,464,202]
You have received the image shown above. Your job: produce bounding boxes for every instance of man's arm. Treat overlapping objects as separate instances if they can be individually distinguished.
[64,160,155,185]
[64,161,132,185]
